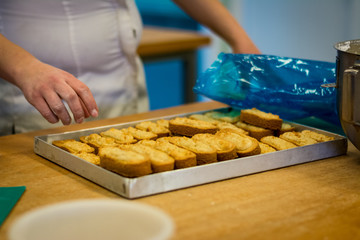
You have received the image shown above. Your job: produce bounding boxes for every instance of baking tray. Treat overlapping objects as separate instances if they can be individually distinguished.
[34,108,348,199]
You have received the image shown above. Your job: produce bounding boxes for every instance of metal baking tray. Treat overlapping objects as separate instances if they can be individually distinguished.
[34,108,348,199]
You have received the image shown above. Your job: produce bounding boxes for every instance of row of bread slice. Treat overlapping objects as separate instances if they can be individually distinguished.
[52,108,335,178]
[52,125,261,177]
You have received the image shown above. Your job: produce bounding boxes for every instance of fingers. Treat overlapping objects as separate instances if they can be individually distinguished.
[19,62,99,125]
[65,79,98,118]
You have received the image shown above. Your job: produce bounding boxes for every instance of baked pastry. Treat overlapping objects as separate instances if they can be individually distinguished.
[100,128,137,144]
[300,130,335,142]
[119,144,174,173]
[159,136,217,165]
[215,121,249,136]
[192,133,237,161]
[276,122,296,136]
[52,139,94,154]
[79,133,118,153]
[74,152,101,165]
[138,139,197,169]
[135,121,170,138]
[169,117,218,137]
[240,108,283,130]
[279,131,318,146]
[235,121,273,140]
[258,142,277,154]
[215,129,260,157]
[156,119,170,129]
[260,136,297,151]
[190,114,248,135]
[98,146,152,177]
[123,127,158,141]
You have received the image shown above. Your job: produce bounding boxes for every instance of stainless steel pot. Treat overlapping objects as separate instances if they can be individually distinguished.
[334,39,360,150]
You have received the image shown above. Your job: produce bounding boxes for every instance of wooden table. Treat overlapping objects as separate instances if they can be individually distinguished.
[138,27,211,103]
[2,101,360,240]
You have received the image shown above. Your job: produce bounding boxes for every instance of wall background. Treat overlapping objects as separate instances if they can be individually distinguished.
[201,0,360,71]
[136,0,360,111]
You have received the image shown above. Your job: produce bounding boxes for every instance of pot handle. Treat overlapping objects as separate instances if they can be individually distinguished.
[342,63,360,123]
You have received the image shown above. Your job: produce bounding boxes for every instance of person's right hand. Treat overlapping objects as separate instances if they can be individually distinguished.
[15,60,99,125]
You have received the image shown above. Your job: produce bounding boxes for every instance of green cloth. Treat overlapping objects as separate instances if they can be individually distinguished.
[0,186,26,227]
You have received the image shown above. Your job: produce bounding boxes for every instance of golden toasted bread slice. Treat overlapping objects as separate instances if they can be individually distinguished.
[300,130,335,142]
[279,131,318,146]
[119,144,174,173]
[192,133,237,161]
[215,121,249,136]
[215,129,260,157]
[138,139,197,169]
[260,136,297,151]
[258,142,277,154]
[135,121,170,138]
[204,110,241,123]
[240,108,283,130]
[190,114,248,135]
[169,117,218,137]
[235,121,273,140]
[98,146,152,178]
[79,133,118,153]
[52,139,94,154]
[159,136,217,165]
[100,128,137,144]
[276,122,296,136]
[156,119,170,129]
[123,127,158,141]
[74,152,101,165]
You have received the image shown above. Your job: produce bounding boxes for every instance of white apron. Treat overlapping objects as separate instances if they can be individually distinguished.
[0,0,149,135]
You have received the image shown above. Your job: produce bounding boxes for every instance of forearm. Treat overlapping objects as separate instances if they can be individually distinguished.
[0,33,40,88]
[172,0,260,54]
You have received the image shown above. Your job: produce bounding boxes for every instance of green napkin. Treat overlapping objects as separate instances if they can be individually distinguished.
[0,186,26,227]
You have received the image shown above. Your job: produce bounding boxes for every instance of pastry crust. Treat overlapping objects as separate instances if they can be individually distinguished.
[260,136,297,151]
[98,147,152,178]
[280,131,318,146]
[52,139,94,154]
[159,136,217,165]
[192,133,237,161]
[215,129,260,157]
[169,117,218,137]
[119,144,174,173]
[138,140,197,169]
[240,108,283,130]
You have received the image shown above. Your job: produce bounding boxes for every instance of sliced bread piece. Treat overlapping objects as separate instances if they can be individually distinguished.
[215,129,260,157]
[235,121,273,140]
[135,121,170,138]
[169,117,218,137]
[138,139,197,169]
[119,144,175,173]
[159,136,217,165]
[100,128,137,144]
[52,139,94,154]
[98,146,152,177]
[192,133,237,161]
[240,108,283,130]
[260,136,297,151]
[279,131,318,146]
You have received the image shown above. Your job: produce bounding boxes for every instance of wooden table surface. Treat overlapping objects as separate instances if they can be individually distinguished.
[138,27,211,57]
[1,101,360,240]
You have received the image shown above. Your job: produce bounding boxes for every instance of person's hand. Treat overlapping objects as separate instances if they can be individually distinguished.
[15,60,98,125]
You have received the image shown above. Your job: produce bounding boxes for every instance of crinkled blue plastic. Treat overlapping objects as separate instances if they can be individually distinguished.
[193,53,340,126]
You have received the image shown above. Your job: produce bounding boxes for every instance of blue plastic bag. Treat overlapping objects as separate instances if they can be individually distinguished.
[193,53,340,126]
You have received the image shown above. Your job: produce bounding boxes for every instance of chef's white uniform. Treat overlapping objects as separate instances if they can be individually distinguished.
[0,0,149,135]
